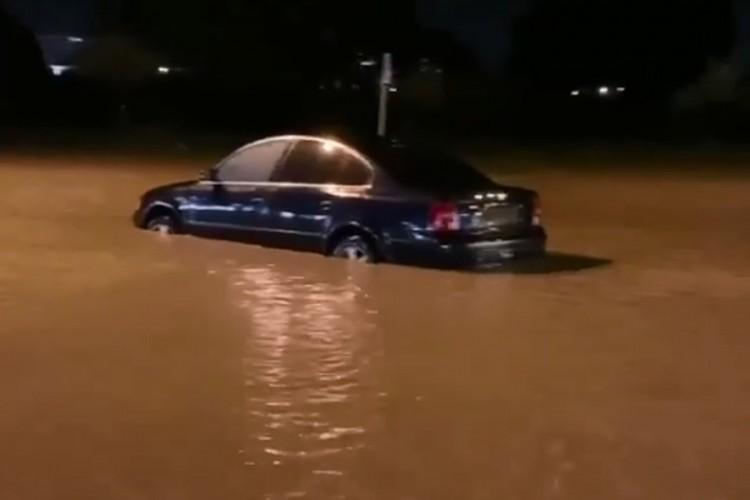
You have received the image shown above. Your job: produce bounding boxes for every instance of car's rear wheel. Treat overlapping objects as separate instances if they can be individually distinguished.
[146,214,179,235]
[331,235,376,263]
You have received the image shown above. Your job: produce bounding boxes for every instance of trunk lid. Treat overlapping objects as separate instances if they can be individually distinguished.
[455,188,536,238]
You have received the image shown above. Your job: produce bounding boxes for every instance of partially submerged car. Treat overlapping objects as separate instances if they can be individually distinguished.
[134,135,546,268]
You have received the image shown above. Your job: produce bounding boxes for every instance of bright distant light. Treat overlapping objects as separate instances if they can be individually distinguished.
[617,86,626,92]
[360,60,376,67]
[157,66,171,75]
[598,86,610,96]
[67,36,84,43]
[388,87,398,93]
[571,89,581,97]
[50,65,72,76]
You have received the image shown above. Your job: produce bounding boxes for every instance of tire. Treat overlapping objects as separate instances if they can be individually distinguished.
[331,235,376,263]
[145,214,179,235]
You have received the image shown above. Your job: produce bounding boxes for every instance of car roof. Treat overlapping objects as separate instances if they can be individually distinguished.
[236,133,407,169]
[245,133,409,160]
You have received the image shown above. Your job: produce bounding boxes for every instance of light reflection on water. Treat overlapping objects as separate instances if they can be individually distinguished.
[229,264,382,495]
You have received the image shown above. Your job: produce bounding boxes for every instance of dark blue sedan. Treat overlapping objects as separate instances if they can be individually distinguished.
[133,135,546,268]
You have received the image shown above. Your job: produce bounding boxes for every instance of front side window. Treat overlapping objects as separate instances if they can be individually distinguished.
[216,140,289,183]
[271,140,372,186]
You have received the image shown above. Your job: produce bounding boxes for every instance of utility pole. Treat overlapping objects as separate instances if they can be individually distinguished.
[377,52,393,138]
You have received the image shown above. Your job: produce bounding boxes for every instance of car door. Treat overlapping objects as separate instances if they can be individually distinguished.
[183,139,291,242]
[265,139,373,252]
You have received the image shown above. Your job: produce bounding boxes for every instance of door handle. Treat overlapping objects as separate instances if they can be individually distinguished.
[320,200,333,211]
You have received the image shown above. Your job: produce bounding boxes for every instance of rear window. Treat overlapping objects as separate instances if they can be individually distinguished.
[378,149,494,192]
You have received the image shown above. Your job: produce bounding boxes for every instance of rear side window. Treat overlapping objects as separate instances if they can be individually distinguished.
[216,141,289,183]
[272,140,372,186]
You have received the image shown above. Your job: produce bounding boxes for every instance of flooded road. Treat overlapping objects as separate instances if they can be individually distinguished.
[1,152,749,499]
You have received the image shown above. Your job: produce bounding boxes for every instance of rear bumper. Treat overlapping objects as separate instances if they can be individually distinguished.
[441,236,546,269]
[456,237,547,267]
[388,228,547,269]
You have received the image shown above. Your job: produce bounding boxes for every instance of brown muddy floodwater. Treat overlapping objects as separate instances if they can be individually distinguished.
[0,152,749,500]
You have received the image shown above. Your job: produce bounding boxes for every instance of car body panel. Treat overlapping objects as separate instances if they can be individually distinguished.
[263,185,334,252]
[134,135,547,269]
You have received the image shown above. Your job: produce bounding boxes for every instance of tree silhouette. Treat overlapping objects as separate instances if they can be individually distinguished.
[0,1,49,103]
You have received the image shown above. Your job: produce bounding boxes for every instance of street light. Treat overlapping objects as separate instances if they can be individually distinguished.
[377,53,393,138]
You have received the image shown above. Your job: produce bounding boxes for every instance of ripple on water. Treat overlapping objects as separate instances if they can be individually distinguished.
[227,263,382,495]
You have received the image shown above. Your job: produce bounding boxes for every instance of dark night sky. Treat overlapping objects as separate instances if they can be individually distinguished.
[9,0,526,63]
[5,0,749,83]
[417,0,532,69]
[6,0,533,63]
[421,0,744,78]
[5,0,99,33]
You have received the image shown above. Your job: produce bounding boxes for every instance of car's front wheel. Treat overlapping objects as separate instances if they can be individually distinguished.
[331,235,376,263]
[145,214,179,235]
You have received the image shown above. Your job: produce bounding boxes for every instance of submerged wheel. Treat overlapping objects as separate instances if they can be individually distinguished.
[145,214,179,235]
[331,235,376,263]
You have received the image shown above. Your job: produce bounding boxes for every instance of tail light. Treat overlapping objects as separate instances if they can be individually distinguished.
[430,202,461,232]
[532,194,542,226]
